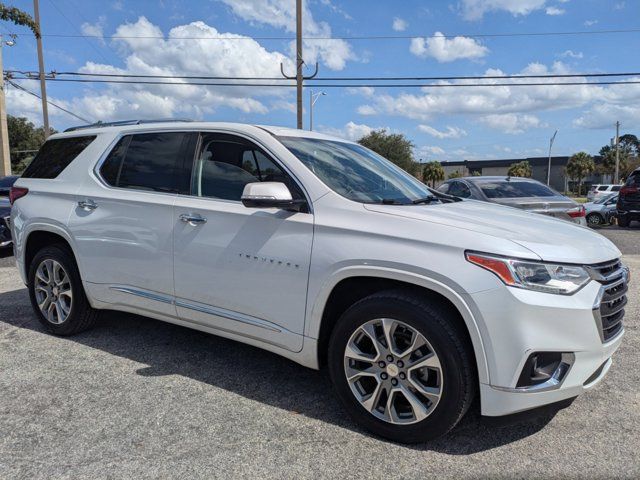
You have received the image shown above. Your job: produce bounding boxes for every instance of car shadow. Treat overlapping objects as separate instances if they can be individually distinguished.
[0,286,561,453]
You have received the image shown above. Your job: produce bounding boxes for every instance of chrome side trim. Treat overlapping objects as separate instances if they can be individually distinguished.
[110,286,175,305]
[175,299,282,333]
[493,353,575,393]
[109,286,282,333]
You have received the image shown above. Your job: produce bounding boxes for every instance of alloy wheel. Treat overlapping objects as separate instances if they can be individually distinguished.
[343,318,443,425]
[34,259,73,324]
[587,213,602,226]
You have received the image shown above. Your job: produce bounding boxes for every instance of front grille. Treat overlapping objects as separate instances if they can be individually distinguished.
[587,259,628,343]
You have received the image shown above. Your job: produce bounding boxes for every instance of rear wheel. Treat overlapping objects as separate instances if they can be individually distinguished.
[586,213,604,226]
[28,244,98,335]
[617,216,630,227]
[328,290,476,443]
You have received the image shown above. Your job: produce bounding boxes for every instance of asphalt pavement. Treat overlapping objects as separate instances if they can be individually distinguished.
[0,228,639,479]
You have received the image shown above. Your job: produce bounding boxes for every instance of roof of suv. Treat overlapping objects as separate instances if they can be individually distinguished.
[54,121,353,143]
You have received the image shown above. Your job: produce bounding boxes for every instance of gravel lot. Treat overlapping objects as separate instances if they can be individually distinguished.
[1,228,639,479]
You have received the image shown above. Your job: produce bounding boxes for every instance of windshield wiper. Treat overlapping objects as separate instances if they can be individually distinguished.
[411,196,439,205]
[381,198,406,205]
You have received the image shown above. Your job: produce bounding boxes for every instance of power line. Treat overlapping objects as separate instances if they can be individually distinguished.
[7,69,640,82]
[47,0,112,64]
[11,76,640,88]
[6,79,92,123]
[5,28,640,41]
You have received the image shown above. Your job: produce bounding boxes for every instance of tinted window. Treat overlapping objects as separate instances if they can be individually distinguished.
[597,186,608,191]
[100,132,192,193]
[624,174,639,187]
[437,182,450,193]
[193,133,302,201]
[22,136,96,179]
[479,181,557,198]
[448,181,471,198]
[611,185,621,191]
[0,176,18,187]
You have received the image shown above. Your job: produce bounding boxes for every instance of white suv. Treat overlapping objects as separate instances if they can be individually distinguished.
[10,121,628,443]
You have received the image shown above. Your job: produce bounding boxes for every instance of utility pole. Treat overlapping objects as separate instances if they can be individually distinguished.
[280,0,318,129]
[33,0,50,138]
[295,0,303,129]
[547,130,557,186]
[614,121,620,184]
[0,37,11,176]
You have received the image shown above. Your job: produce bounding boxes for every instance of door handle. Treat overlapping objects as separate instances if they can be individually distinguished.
[78,199,98,211]
[179,213,207,225]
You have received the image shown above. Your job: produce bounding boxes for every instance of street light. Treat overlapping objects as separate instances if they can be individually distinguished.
[309,90,326,131]
[547,130,557,186]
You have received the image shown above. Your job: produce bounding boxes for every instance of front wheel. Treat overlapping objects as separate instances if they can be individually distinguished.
[328,290,476,443]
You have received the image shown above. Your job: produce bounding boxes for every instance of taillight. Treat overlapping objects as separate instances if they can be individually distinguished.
[567,205,586,218]
[9,186,29,205]
[620,186,638,195]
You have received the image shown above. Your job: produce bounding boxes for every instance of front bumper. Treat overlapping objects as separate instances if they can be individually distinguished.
[467,275,625,417]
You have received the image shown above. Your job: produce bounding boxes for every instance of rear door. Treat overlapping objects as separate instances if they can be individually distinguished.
[68,131,195,317]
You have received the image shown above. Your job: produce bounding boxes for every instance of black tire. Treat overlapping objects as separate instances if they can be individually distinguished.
[28,244,98,335]
[617,216,630,227]
[328,289,476,443]
[586,213,604,227]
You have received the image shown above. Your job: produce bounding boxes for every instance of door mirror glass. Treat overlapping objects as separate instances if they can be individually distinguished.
[241,182,304,210]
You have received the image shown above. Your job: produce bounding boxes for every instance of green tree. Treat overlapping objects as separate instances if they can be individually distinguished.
[422,161,444,187]
[0,3,40,37]
[7,115,53,173]
[448,170,463,179]
[507,160,532,178]
[566,152,595,195]
[598,145,628,179]
[358,130,419,175]
[471,170,481,176]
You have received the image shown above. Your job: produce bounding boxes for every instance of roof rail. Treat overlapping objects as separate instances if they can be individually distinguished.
[64,118,193,132]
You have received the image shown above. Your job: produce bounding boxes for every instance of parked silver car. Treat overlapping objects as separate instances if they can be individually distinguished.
[584,193,618,226]
[437,176,586,225]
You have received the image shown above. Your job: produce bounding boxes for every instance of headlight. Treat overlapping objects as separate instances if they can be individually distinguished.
[466,252,591,295]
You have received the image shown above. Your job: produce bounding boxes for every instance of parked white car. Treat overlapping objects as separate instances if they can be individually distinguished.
[10,121,628,443]
[587,184,622,202]
[584,193,618,226]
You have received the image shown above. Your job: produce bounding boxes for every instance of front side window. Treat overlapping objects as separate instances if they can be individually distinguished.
[192,133,303,202]
[22,135,96,179]
[99,132,193,193]
[479,181,558,199]
[277,136,433,204]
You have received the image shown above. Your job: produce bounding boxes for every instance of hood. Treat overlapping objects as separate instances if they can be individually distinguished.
[364,199,620,265]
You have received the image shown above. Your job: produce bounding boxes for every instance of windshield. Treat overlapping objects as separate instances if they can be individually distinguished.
[479,180,558,199]
[594,193,616,204]
[277,136,434,204]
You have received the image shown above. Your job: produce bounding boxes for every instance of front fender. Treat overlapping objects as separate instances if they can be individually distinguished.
[305,264,490,384]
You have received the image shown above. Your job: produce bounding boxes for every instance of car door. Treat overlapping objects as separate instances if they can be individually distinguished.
[68,131,195,317]
[172,132,313,352]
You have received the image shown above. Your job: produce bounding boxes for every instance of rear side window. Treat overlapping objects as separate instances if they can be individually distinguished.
[611,185,621,192]
[626,173,640,187]
[480,181,557,198]
[22,136,96,179]
[99,132,194,193]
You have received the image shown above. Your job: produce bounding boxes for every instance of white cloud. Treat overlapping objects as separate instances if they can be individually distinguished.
[574,78,640,128]
[5,86,70,125]
[460,0,548,20]
[8,17,305,125]
[357,104,378,115]
[319,121,386,141]
[480,113,546,134]
[356,62,611,127]
[392,17,408,32]
[347,86,376,97]
[218,0,355,70]
[545,6,565,15]
[418,124,467,139]
[80,16,106,45]
[558,50,583,59]
[614,1,625,9]
[584,19,598,26]
[410,32,489,62]
[418,145,446,156]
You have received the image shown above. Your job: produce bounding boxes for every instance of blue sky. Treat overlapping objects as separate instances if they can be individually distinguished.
[3,0,640,161]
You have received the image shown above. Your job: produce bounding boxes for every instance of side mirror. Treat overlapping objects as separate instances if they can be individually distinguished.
[241,182,306,211]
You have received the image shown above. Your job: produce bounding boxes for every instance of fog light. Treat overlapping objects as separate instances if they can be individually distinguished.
[516,352,572,388]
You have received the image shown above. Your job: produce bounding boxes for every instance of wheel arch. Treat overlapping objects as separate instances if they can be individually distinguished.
[19,223,81,282]
[308,267,490,384]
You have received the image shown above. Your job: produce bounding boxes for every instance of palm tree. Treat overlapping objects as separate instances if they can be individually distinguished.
[566,152,595,195]
[422,161,445,187]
